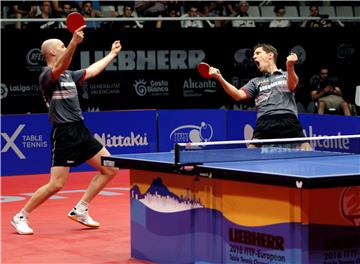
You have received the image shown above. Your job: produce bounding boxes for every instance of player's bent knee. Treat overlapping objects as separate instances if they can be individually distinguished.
[48,182,65,193]
[102,166,118,178]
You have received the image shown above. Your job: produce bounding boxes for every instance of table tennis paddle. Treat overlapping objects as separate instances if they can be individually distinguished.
[66,12,85,33]
[197,62,212,79]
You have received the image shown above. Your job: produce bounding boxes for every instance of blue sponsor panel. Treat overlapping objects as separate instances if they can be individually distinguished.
[1,110,158,176]
[227,110,360,153]
[158,109,227,152]
[1,114,51,176]
[299,114,360,153]
[227,110,256,141]
[74,110,158,172]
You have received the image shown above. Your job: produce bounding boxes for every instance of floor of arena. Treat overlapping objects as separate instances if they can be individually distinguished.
[2,170,153,264]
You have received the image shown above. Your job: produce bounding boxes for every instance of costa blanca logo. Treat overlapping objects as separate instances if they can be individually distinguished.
[134,79,147,96]
[1,83,8,99]
[133,79,169,97]
[26,48,44,66]
[170,122,213,143]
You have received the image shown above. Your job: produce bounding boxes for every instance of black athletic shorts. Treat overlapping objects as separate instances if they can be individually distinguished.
[50,121,103,167]
[252,113,306,140]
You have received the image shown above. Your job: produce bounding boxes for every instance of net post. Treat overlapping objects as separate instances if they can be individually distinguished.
[174,143,180,165]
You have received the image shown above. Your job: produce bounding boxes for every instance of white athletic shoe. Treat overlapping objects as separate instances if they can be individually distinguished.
[11,215,34,235]
[67,208,100,228]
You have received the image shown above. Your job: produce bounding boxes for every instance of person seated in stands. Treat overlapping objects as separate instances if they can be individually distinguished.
[12,1,38,29]
[60,1,78,17]
[134,1,167,28]
[301,4,332,28]
[32,0,65,29]
[181,4,204,28]
[81,1,102,29]
[269,5,291,28]
[310,65,351,115]
[231,1,256,28]
[111,3,139,29]
[156,4,182,30]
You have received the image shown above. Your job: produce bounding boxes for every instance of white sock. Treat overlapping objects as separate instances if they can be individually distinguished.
[75,200,88,213]
[16,208,29,218]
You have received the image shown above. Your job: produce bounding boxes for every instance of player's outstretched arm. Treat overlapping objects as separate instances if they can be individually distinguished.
[210,67,248,101]
[286,53,299,91]
[85,40,122,80]
[52,26,86,79]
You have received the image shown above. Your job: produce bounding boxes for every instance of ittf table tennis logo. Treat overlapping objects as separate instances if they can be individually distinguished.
[26,48,44,66]
[1,124,26,159]
[170,122,213,143]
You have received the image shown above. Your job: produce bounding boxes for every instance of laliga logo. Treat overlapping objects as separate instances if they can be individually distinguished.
[26,48,44,66]
[170,122,213,143]
[1,83,8,99]
[134,79,147,96]
[1,124,26,159]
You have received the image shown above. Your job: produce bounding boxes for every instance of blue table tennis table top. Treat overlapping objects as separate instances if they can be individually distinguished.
[102,149,360,188]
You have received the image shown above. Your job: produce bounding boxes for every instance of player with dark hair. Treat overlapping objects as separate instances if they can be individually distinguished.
[209,43,311,149]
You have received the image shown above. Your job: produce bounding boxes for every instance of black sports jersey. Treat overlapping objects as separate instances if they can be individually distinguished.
[242,70,298,119]
[39,67,86,124]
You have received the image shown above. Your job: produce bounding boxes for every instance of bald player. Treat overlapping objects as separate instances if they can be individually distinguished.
[11,25,122,235]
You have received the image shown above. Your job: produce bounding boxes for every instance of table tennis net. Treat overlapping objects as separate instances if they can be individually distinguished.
[174,135,360,165]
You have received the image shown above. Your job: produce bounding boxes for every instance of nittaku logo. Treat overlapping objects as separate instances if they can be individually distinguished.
[170,122,213,143]
[26,48,44,66]
[1,83,8,99]
[134,79,147,96]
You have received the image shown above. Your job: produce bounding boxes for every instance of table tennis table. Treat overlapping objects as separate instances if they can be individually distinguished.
[102,149,360,263]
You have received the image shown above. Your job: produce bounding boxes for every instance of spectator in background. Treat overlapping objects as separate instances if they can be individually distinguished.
[199,1,230,28]
[32,1,65,29]
[12,1,38,29]
[156,4,182,30]
[111,3,139,29]
[225,1,239,16]
[59,2,78,18]
[310,65,351,115]
[134,1,167,28]
[181,4,204,28]
[269,6,291,28]
[81,1,102,29]
[231,1,256,28]
[301,5,332,28]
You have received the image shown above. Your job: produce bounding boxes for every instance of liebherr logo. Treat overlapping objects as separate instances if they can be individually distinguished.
[80,49,205,70]
[1,124,26,159]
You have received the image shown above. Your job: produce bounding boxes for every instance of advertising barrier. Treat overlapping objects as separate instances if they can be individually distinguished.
[2,28,359,114]
[1,110,157,176]
[1,109,359,176]
[227,111,360,153]
[157,109,227,151]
